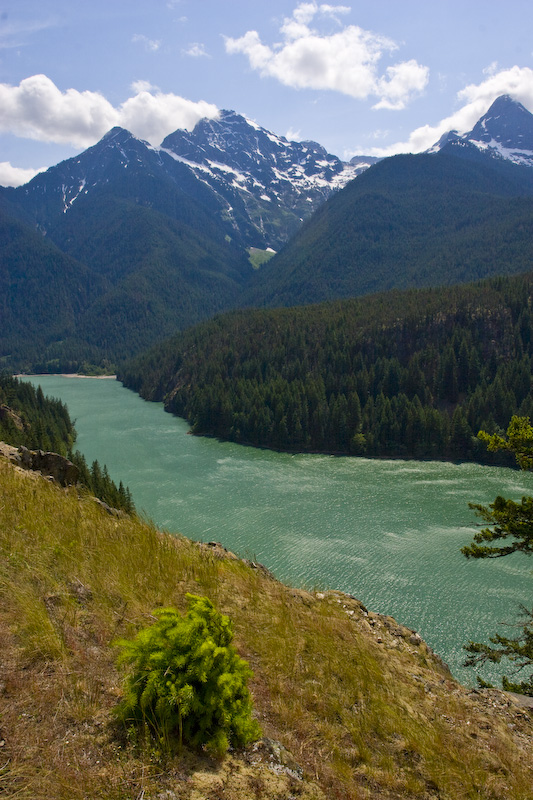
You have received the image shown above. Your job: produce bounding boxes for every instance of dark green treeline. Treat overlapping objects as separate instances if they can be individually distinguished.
[0,374,133,511]
[119,273,533,464]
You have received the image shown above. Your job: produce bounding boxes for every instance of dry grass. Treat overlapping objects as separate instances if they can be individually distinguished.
[1,457,532,799]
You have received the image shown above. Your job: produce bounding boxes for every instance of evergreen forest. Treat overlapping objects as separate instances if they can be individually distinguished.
[119,271,533,464]
[243,150,533,309]
[0,373,133,511]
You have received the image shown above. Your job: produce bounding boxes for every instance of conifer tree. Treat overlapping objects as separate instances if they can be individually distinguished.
[115,595,260,754]
[463,416,533,694]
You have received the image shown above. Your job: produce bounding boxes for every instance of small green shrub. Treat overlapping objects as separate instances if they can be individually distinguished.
[115,594,260,755]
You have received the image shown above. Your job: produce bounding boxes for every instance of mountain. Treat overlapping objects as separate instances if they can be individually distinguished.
[3,95,533,371]
[0,112,376,370]
[3,125,255,249]
[0,129,252,370]
[160,109,367,248]
[3,113,368,254]
[244,127,533,309]
[430,94,533,168]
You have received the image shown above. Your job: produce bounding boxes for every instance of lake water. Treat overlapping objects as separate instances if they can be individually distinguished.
[29,375,533,685]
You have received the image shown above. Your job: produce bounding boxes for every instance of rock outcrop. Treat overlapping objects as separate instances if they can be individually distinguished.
[0,442,79,486]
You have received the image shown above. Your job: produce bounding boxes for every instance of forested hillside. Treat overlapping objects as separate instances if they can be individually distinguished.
[0,207,107,370]
[243,149,533,309]
[0,374,133,511]
[120,272,533,463]
[0,372,75,455]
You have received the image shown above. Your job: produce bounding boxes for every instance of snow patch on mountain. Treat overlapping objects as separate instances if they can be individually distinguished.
[472,137,533,167]
[429,95,533,168]
[8,111,376,249]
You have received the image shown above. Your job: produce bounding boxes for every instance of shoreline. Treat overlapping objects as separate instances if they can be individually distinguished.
[17,373,117,380]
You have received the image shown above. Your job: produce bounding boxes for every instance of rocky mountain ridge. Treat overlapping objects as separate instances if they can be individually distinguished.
[2,95,533,371]
[430,94,533,168]
[160,109,372,247]
[4,110,369,251]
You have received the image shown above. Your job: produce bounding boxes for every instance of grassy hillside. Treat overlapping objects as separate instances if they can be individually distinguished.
[1,456,532,799]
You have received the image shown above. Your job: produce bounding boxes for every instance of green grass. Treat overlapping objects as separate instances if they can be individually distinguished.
[1,458,533,799]
[247,247,276,270]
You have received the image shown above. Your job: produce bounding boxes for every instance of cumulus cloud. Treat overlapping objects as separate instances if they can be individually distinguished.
[369,65,533,157]
[0,75,117,147]
[0,74,219,149]
[0,161,45,187]
[225,1,428,110]
[119,89,218,143]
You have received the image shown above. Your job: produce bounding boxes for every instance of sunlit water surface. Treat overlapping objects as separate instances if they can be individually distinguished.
[29,375,533,685]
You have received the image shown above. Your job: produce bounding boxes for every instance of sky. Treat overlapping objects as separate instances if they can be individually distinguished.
[2,0,533,186]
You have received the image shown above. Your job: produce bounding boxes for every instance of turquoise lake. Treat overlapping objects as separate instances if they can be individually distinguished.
[29,375,533,686]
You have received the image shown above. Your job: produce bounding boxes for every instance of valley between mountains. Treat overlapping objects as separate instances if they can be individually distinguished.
[2,94,533,375]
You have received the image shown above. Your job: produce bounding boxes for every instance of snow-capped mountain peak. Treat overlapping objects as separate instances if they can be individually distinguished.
[161,109,357,185]
[157,109,373,246]
[430,95,533,168]
[8,110,377,250]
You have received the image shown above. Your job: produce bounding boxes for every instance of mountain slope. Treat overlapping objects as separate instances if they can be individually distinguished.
[0,129,252,369]
[0,205,106,368]
[243,147,533,308]
[161,109,365,248]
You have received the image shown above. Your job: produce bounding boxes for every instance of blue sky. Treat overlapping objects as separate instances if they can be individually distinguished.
[2,0,533,185]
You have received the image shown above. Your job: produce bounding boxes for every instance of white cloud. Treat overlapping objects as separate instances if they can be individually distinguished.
[319,5,351,16]
[0,74,219,149]
[286,127,302,141]
[0,75,118,147]
[130,79,160,94]
[132,33,161,52]
[0,161,45,187]
[119,90,218,144]
[225,2,428,110]
[374,60,430,111]
[182,42,210,58]
[369,65,533,157]
[483,61,499,76]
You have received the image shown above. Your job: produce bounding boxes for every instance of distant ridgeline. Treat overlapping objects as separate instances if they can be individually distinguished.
[0,374,133,511]
[119,272,533,464]
[3,96,533,375]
